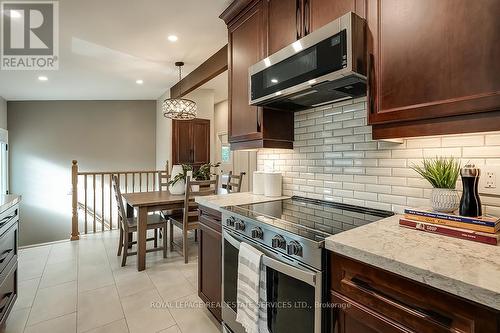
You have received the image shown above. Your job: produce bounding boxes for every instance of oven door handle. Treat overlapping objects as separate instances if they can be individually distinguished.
[224,230,319,287]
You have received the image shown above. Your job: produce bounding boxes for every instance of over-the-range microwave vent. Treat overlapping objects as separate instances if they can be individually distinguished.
[261,75,366,111]
[249,11,367,111]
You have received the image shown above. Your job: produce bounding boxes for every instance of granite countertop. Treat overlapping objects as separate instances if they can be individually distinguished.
[195,192,289,211]
[326,215,500,311]
[0,194,21,213]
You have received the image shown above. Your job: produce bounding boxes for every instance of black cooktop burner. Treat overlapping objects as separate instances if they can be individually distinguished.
[225,196,394,241]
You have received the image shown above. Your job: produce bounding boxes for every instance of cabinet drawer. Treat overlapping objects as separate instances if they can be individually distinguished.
[0,205,18,237]
[198,206,222,233]
[331,254,500,333]
[0,259,17,326]
[0,223,18,276]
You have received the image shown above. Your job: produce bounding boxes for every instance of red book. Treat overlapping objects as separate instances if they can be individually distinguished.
[399,218,500,246]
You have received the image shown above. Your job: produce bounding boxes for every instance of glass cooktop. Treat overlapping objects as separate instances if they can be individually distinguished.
[224,196,394,241]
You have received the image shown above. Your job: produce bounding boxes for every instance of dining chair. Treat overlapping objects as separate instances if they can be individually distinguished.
[112,175,168,267]
[169,175,219,263]
[226,171,245,193]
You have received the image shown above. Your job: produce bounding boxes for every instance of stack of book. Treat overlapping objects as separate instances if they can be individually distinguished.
[400,208,500,245]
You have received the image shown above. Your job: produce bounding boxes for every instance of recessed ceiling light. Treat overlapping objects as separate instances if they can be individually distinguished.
[38,76,48,81]
[271,78,278,83]
[136,79,144,85]
[167,35,178,42]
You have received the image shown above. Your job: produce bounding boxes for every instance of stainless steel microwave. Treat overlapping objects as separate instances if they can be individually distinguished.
[249,12,367,111]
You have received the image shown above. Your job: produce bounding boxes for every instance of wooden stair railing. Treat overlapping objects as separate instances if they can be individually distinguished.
[71,160,169,240]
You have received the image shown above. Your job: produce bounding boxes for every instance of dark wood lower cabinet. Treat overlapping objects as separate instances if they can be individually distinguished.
[330,253,500,333]
[0,198,20,328]
[198,205,222,322]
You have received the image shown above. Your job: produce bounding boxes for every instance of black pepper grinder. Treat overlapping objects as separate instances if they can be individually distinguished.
[459,164,482,217]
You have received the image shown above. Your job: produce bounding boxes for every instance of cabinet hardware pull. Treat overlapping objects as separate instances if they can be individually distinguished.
[296,0,301,39]
[0,249,13,264]
[303,0,310,36]
[0,292,12,313]
[349,277,453,328]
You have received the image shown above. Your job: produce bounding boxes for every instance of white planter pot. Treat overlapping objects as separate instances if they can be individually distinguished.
[169,165,185,195]
[431,188,460,213]
[169,180,185,195]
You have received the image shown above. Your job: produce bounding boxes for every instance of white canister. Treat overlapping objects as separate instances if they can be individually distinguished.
[264,172,282,197]
[253,171,265,195]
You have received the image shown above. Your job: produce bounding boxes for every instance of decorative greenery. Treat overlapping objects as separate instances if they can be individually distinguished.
[167,162,221,186]
[167,164,192,186]
[411,157,461,189]
[193,162,221,181]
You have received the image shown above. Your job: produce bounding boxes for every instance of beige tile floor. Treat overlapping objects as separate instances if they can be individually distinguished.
[1,230,221,333]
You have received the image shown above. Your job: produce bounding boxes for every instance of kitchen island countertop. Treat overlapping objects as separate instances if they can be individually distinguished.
[326,214,500,311]
[195,192,289,211]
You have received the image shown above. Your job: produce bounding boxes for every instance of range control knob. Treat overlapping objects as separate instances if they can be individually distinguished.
[286,241,303,257]
[271,235,286,250]
[225,216,235,227]
[251,227,264,239]
[234,219,246,231]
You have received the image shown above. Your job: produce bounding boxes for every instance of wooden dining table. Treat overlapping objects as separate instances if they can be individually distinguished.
[121,191,186,271]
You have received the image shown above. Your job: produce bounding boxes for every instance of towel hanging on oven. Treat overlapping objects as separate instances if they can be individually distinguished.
[236,242,269,333]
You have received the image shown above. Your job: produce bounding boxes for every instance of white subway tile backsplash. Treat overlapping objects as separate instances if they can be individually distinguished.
[442,135,484,147]
[485,134,500,146]
[463,146,500,158]
[258,98,500,213]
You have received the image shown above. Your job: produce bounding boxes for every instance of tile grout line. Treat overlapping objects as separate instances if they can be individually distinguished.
[21,245,53,332]
[101,233,130,333]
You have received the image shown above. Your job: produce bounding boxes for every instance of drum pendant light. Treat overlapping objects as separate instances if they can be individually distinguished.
[162,62,197,120]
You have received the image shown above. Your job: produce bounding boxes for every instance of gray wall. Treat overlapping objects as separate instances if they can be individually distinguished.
[8,100,156,245]
[0,97,7,130]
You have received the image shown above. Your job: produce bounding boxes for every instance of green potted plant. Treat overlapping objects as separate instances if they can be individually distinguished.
[193,162,221,181]
[168,162,221,194]
[168,164,192,195]
[411,157,461,213]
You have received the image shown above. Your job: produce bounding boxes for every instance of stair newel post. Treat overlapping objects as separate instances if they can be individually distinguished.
[71,160,80,240]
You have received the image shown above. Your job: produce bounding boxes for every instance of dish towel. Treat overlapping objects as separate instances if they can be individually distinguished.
[236,242,269,333]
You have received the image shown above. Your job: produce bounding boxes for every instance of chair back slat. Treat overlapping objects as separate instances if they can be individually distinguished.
[227,171,245,193]
[112,175,129,233]
[183,175,219,227]
[158,171,170,191]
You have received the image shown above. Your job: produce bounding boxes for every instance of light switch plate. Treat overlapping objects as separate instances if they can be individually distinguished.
[478,166,500,196]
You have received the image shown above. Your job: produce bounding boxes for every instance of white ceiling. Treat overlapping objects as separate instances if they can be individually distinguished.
[0,0,231,101]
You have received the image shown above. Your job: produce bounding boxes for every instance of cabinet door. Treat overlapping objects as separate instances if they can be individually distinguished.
[368,0,500,126]
[228,1,266,143]
[332,292,409,333]
[266,0,299,54]
[308,0,366,33]
[172,120,193,165]
[198,215,222,322]
[192,119,210,167]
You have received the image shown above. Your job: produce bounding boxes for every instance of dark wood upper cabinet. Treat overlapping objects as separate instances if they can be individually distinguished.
[227,1,265,143]
[368,0,500,139]
[172,118,210,167]
[266,0,298,54]
[309,0,366,32]
[221,0,294,150]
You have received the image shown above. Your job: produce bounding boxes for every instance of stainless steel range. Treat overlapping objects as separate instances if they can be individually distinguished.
[220,196,393,333]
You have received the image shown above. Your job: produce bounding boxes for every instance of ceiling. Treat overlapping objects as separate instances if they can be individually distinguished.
[0,0,231,101]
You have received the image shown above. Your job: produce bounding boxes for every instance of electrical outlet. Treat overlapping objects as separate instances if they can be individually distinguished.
[478,167,500,196]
